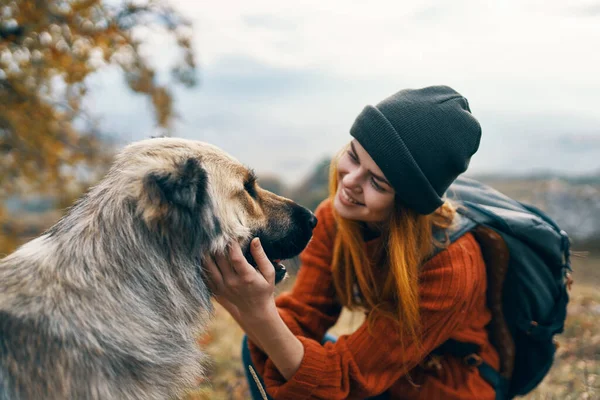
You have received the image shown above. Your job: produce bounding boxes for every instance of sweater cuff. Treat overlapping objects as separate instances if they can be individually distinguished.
[264,336,326,400]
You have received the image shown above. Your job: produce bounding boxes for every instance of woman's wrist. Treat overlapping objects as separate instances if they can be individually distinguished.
[237,296,279,324]
[242,303,304,380]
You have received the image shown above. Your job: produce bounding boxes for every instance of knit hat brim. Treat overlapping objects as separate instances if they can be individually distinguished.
[350,105,444,214]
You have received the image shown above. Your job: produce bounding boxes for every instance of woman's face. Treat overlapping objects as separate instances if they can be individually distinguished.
[333,140,396,223]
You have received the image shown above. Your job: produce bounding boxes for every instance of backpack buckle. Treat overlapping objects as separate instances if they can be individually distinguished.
[560,230,571,268]
[565,272,574,292]
[464,353,483,367]
[422,354,444,372]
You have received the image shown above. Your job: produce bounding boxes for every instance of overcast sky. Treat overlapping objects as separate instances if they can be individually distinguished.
[88,0,600,185]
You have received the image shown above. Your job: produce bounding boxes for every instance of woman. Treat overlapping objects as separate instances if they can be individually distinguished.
[204,86,500,399]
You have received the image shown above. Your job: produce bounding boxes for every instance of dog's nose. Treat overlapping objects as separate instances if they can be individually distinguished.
[309,214,318,229]
[292,204,318,230]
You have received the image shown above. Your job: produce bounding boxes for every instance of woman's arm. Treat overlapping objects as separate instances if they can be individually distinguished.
[243,299,305,380]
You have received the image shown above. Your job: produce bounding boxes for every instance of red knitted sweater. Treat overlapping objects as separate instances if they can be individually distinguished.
[249,199,499,399]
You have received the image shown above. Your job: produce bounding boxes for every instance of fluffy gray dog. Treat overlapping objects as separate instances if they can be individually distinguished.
[0,138,317,400]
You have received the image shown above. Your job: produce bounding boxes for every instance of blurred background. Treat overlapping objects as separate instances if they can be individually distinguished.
[1,0,598,399]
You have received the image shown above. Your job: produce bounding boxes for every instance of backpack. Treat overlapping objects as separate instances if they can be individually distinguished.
[430,176,572,400]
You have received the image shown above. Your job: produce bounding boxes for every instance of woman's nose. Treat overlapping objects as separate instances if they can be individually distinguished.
[342,169,363,192]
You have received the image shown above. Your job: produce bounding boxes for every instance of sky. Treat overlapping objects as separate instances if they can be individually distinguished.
[87,0,600,186]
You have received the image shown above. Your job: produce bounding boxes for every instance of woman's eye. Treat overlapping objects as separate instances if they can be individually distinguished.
[347,151,358,163]
[371,178,384,192]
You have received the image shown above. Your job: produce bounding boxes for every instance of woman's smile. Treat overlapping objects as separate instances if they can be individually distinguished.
[339,187,365,206]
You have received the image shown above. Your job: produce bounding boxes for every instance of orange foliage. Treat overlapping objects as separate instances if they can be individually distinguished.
[0,0,197,254]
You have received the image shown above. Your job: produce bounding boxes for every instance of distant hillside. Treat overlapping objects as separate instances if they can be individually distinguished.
[471,175,600,250]
[471,170,600,186]
[284,157,331,211]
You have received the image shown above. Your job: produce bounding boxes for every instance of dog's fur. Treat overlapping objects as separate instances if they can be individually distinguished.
[0,138,316,400]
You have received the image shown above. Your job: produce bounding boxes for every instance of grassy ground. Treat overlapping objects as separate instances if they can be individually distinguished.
[186,253,600,400]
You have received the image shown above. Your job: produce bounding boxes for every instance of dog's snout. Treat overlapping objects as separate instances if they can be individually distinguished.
[292,204,318,230]
[259,202,317,263]
[308,214,318,229]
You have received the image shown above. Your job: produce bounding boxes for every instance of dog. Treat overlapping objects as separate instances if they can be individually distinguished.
[0,137,317,400]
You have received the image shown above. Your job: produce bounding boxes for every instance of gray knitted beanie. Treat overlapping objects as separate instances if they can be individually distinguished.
[350,85,481,215]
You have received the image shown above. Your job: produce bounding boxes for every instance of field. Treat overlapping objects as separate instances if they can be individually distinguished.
[186,253,600,400]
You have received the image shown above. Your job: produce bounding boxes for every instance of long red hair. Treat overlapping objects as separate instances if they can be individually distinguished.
[328,146,456,350]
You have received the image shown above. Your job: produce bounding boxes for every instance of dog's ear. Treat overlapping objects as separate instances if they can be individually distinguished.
[141,157,209,229]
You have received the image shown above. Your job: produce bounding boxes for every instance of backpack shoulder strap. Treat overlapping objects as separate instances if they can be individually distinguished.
[429,209,478,260]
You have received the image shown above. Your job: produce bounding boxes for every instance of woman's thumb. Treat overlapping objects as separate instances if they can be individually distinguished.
[251,238,274,282]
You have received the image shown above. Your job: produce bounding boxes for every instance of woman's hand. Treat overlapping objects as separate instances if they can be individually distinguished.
[204,238,305,380]
[204,237,277,320]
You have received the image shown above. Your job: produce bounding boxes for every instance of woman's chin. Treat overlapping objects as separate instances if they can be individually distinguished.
[334,195,359,219]
[333,195,346,215]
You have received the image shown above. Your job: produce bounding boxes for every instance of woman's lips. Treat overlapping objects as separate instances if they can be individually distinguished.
[340,187,364,206]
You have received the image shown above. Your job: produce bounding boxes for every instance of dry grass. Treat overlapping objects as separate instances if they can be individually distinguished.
[521,254,600,400]
[186,254,600,400]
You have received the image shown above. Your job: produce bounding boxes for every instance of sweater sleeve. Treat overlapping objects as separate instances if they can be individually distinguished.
[260,233,483,400]
[248,199,343,374]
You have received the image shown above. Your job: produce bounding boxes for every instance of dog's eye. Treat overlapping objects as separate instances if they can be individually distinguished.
[244,175,257,198]
[244,182,257,198]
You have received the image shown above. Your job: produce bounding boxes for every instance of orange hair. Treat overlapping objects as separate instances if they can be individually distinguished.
[328,146,456,351]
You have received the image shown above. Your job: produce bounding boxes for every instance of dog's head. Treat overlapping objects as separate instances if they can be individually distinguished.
[113,138,316,276]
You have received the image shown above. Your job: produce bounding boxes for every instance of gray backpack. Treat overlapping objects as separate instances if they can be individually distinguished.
[430,176,572,399]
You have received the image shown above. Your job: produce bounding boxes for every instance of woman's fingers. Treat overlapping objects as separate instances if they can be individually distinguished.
[204,240,276,318]
[228,241,255,277]
[250,238,275,285]
[202,255,224,292]
[214,250,236,279]
[207,239,275,290]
